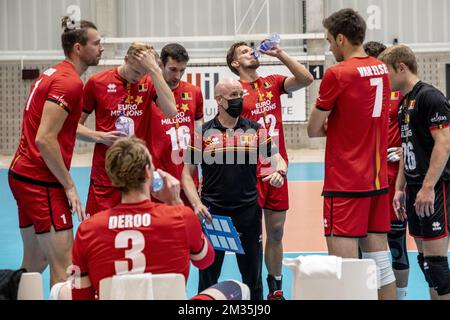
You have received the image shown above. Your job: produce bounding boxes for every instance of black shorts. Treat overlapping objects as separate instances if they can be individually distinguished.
[406,180,450,240]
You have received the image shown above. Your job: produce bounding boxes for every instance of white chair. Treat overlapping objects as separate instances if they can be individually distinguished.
[99,273,187,300]
[284,256,378,300]
[17,273,43,300]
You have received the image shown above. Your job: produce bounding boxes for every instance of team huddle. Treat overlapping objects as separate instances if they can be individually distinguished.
[7,8,450,300]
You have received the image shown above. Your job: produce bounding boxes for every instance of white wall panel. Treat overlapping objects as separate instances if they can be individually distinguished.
[0,0,95,51]
[324,0,450,44]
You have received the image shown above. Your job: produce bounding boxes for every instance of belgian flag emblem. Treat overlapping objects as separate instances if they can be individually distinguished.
[138,83,148,92]
[391,91,400,100]
[181,92,192,100]
[263,81,272,89]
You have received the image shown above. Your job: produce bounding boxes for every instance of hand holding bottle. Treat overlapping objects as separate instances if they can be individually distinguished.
[252,33,281,58]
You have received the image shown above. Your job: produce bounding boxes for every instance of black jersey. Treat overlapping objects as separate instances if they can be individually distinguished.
[186,116,276,211]
[399,81,450,185]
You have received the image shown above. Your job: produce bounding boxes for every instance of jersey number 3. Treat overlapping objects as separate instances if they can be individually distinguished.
[114,230,146,275]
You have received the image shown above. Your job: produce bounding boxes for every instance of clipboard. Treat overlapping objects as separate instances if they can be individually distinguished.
[201,215,245,254]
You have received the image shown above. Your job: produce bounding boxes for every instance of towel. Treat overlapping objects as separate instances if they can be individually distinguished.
[110,273,154,300]
[49,281,72,300]
[283,255,343,280]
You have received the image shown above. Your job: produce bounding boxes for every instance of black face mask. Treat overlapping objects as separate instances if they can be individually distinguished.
[224,97,243,118]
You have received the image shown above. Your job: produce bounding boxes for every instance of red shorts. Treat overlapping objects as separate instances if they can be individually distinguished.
[323,193,390,237]
[86,182,121,216]
[8,171,73,234]
[257,176,289,212]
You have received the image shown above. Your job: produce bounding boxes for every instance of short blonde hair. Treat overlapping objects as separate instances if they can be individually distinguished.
[378,45,418,75]
[126,42,159,60]
[106,137,150,193]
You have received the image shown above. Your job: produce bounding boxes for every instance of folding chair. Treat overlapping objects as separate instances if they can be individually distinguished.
[99,273,187,300]
[284,256,378,300]
[17,273,43,300]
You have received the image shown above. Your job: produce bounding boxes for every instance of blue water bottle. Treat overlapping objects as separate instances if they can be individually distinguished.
[252,33,281,58]
[152,171,164,192]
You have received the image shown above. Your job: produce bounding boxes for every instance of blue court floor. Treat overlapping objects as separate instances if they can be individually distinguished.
[0,163,447,300]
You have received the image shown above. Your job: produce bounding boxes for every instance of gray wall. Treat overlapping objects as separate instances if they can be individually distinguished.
[325,0,450,44]
[1,0,96,51]
[1,0,304,52]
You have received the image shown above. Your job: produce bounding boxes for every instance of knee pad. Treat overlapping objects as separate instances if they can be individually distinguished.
[362,251,396,288]
[424,256,450,296]
[417,253,433,288]
[388,228,409,271]
[210,280,251,300]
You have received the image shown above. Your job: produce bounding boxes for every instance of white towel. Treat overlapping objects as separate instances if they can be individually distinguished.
[110,273,154,300]
[283,255,343,280]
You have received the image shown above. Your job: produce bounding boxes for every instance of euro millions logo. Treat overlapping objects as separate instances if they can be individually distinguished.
[185,72,219,101]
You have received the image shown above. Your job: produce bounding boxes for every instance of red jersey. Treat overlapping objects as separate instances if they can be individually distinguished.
[316,56,390,195]
[71,199,214,299]
[10,61,83,183]
[240,75,288,176]
[83,68,157,186]
[388,91,402,181]
[147,81,203,181]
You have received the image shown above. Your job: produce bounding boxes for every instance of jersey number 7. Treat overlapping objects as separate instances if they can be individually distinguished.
[370,77,383,118]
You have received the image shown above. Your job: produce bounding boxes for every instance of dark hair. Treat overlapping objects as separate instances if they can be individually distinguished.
[323,8,366,46]
[226,41,248,76]
[364,41,387,58]
[160,43,189,65]
[61,16,97,57]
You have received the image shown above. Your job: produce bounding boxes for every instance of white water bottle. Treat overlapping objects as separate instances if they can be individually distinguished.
[115,113,134,136]
[252,33,281,58]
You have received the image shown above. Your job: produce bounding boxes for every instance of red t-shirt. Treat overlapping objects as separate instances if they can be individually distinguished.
[83,68,157,186]
[147,81,203,182]
[71,199,214,299]
[240,75,288,176]
[316,56,390,195]
[10,61,83,183]
[388,91,402,182]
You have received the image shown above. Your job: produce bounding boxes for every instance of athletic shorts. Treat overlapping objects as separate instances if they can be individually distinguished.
[8,170,72,234]
[406,181,449,241]
[257,176,289,212]
[86,181,121,216]
[323,193,390,237]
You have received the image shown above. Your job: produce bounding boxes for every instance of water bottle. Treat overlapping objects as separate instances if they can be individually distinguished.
[115,113,134,136]
[252,33,281,58]
[152,171,164,192]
